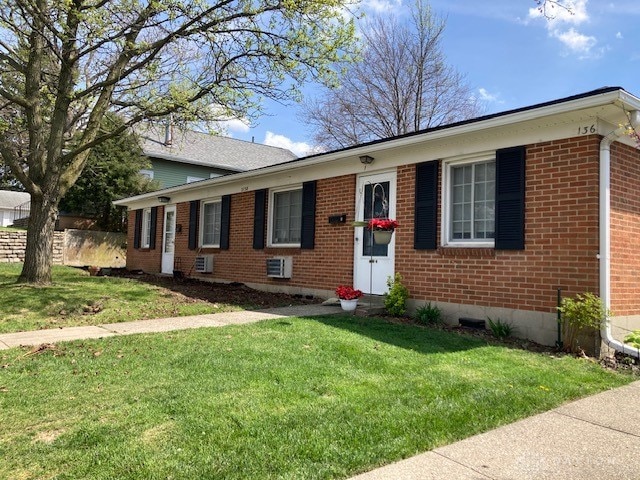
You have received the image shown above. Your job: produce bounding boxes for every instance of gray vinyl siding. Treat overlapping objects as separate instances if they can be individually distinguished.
[149,158,230,188]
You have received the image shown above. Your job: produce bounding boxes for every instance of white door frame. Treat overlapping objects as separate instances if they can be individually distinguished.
[161,205,176,274]
[353,170,397,295]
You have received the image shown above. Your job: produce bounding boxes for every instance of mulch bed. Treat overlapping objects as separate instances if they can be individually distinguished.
[107,269,319,310]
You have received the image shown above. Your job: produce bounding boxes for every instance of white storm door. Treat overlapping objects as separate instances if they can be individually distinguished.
[354,171,396,295]
[161,205,176,274]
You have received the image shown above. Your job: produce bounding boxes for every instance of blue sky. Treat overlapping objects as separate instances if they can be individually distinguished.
[225,0,640,156]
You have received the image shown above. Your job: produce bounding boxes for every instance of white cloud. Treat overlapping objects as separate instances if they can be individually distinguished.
[552,27,597,54]
[263,131,316,157]
[219,118,250,134]
[528,0,590,26]
[616,31,623,39]
[204,104,251,136]
[528,0,598,58]
[478,88,500,103]
[363,0,402,14]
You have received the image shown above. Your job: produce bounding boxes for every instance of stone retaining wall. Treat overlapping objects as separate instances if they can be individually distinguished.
[0,231,64,264]
[0,229,124,267]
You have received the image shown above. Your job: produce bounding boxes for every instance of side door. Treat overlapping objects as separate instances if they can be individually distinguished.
[161,205,176,274]
[353,171,396,295]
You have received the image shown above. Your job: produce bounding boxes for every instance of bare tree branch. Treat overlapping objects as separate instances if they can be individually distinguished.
[302,0,481,150]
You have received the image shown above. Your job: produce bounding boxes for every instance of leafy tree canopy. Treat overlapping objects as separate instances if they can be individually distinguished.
[59,114,158,232]
[0,0,357,283]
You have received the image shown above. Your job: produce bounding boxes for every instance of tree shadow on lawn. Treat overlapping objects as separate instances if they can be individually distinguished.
[312,314,490,356]
[0,275,156,318]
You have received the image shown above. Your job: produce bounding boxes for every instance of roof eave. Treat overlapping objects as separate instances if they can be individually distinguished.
[115,88,638,207]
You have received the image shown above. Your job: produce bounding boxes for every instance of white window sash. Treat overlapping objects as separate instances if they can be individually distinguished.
[442,155,496,248]
[268,186,302,247]
[200,199,222,247]
[141,208,152,248]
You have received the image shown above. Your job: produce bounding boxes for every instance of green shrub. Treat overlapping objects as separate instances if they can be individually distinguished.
[487,317,515,339]
[384,273,409,316]
[415,302,441,325]
[558,292,609,353]
[624,330,640,349]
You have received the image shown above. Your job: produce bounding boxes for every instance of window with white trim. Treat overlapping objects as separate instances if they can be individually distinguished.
[444,157,495,245]
[187,176,205,183]
[200,199,222,247]
[269,187,302,246]
[141,208,152,248]
[140,169,154,179]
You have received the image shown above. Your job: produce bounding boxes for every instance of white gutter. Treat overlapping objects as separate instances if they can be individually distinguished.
[599,109,640,357]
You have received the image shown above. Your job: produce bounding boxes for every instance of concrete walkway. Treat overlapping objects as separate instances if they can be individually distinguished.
[1,304,638,479]
[0,304,340,350]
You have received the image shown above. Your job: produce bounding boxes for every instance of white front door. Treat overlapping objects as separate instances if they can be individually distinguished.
[161,205,176,274]
[354,171,396,295]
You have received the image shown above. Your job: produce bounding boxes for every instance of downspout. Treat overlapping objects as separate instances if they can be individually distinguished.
[599,109,640,357]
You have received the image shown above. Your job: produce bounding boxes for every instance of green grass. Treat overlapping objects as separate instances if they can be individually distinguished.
[0,264,239,333]
[0,315,632,479]
[0,226,26,232]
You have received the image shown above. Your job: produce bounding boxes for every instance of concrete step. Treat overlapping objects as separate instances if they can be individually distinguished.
[356,295,386,316]
[355,305,386,317]
[321,295,386,316]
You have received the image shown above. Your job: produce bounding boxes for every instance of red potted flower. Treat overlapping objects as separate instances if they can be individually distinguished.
[335,285,363,312]
[367,218,398,244]
[367,218,398,231]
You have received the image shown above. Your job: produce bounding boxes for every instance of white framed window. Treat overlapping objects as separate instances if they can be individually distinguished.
[442,155,496,247]
[200,199,222,247]
[187,176,205,183]
[141,207,152,248]
[268,186,302,247]
[140,169,154,179]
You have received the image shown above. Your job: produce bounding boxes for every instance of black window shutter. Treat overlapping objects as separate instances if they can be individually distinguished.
[220,195,231,250]
[414,161,439,250]
[188,200,199,250]
[300,181,317,249]
[149,207,158,250]
[253,189,267,249]
[495,146,526,250]
[133,209,142,249]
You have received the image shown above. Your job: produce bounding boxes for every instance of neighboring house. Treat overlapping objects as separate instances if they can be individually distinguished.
[0,190,30,227]
[138,124,297,188]
[115,87,640,354]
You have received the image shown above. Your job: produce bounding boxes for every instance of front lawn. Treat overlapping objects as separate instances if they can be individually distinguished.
[0,264,309,333]
[0,315,632,479]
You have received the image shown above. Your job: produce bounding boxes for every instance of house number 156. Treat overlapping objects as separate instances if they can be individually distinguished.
[578,124,596,135]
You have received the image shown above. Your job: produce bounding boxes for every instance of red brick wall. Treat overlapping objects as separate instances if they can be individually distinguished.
[128,176,357,291]
[396,136,601,314]
[126,206,163,272]
[126,136,617,316]
[610,141,640,315]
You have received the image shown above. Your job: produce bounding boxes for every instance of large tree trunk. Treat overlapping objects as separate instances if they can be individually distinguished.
[18,194,59,284]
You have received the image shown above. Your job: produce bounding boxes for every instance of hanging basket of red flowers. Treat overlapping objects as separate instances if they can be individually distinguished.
[367,218,398,231]
[367,218,398,245]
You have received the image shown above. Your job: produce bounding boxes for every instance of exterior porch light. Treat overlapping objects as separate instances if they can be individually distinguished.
[359,155,374,165]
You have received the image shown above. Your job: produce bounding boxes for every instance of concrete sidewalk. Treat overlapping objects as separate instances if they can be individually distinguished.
[0,304,340,350]
[350,380,640,480]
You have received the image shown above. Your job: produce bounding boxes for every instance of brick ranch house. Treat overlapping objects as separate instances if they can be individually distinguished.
[115,87,640,355]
